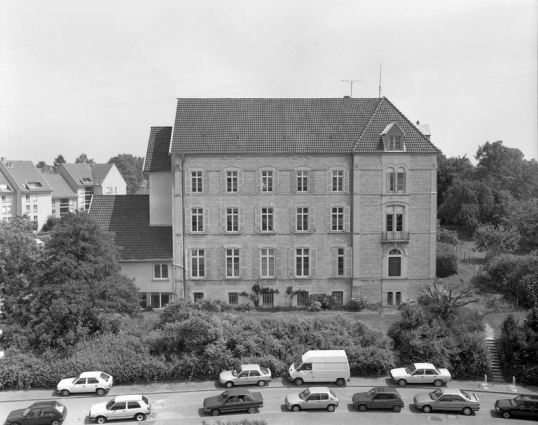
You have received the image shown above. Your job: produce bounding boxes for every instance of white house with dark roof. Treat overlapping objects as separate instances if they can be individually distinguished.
[138,97,440,308]
[0,159,54,229]
[44,174,78,218]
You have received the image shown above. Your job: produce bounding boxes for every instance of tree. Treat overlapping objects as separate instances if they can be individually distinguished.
[436,243,458,278]
[53,154,66,167]
[108,154,145,194]
[437,154,475,207]
[504,199,538,251]
[36,160,48,170]
[419,279,479,319]
[75,153,95,164]
[473,223,521,258]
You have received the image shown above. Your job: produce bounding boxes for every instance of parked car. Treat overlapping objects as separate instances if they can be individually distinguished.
[57,371,113,396]
[414,388,480,416]
[203,388,263,416]
[352,387,404,412]
[495,394,538,419]
[285,387,339,412]
[4,401,67,425]
[390,362,451,387]
[89,395,151,424]
[219,364,272,388]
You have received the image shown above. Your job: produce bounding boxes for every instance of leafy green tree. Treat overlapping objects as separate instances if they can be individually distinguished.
[75,153,95,164]
[437,154,475,207]
[53,154,66,167]
[436,243,458,278]
[504,199,538,251]
[473,223,521,258]
[108,154,145,194]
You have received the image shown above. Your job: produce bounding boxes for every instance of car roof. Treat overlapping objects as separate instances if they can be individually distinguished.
[306,387,332,393]
[223,388,253,396]
[413,363,436,368]
[435,388,465,396]
[80,371,108,377]
[240,364,261,370]
[114,395,145,402]
[29,401,63,408]
[371,387,400,393]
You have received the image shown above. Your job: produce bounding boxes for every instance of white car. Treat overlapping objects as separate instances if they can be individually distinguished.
[390,363,451,387]
[57,371,113,396]
[219,364,272,388]
[89,395,151,424]
[285,387,339,412]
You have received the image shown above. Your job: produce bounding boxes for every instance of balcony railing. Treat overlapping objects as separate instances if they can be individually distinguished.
[382,231,410,242]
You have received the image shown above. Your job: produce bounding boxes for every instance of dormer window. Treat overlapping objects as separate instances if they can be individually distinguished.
[381,123,405,152]
[389,136,402,150]
[25,182,43,190]
[80,177,93,185]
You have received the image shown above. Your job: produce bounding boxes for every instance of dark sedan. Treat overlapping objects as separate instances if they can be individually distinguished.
[203,388,263,416]
[352,387,404,412]
[4,401,67,425]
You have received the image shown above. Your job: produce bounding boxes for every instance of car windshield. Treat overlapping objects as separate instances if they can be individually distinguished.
[231,368,242,377]
[366,389,376,397]
[405,365,417,374]
[106,400,115,410]
[142,397,149,405]
[461,390,471,400]
[100,373,111,381]
[220,391,229,400]
[22,409,31,416]
[299,389,311,400]
[330,389,337,398]
[430,389,443,400]
[510,399,517,406]
[293,357,302,369]
[260,366,269,374]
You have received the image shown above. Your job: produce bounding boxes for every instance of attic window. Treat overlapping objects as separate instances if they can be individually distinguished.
[25,182,43,190]
[388,136,403,151]
[0,184,12,192]
[80,177,93,184]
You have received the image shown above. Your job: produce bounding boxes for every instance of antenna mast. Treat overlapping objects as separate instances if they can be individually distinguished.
[378,63,382,98]
[341,79,363,98]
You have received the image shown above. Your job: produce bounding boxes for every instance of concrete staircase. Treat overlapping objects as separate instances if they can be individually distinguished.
[486,337,504,382]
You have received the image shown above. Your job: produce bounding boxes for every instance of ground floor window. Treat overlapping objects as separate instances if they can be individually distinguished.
[193,292,204,302]
[262,292,274,307]
[228,292,239,305]
[297,292,309,307]
[387,291,402,306]
[139,292,171,309]
[332,291,344,307]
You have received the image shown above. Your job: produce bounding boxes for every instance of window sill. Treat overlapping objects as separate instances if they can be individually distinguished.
[259,231,277,234]
[189,231,207,235]
[224,231,242,235]
[152,279,170,282]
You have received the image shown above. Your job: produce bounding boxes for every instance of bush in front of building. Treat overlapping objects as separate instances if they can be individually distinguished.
[436,242,458,278]
[346,296,368,311]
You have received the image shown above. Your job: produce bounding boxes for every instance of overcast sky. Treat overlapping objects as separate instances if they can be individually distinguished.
[1,0,536,165]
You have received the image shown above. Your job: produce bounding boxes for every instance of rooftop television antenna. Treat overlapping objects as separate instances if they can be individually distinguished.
[378,63,382,98]
[341,79,363,98]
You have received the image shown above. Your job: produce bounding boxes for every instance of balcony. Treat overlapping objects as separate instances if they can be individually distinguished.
[382,231,410,242]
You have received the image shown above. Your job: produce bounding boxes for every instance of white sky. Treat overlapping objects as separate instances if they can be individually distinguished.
[1,0,536,164]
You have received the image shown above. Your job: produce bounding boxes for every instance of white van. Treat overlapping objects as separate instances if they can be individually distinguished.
[288,350,350,386]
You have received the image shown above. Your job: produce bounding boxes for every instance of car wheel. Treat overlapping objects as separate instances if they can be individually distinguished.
[51,420,60,425]
[393,405,402,413]
[358,404,368,412]
[247,407,256,414]
[502,411,511,419]
[11,422,21,425]
[327,404,336,412]
[433,379,443,387]
[462,407,472,416]
[257,380,266,387]
[225,381,234,388]
[422,405,432,413]
[96,417,107,424]
[294,378,303,386]
[134,413,146,421]
[397,379,407,387]
[211,409,220,416]
[96,388,105,396]
[61,389,70,397]
[336,378,345,386]
[292,405,301,412]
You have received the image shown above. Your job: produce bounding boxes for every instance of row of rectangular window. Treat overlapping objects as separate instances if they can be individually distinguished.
[193,291,345,307]
[186,206,351,233]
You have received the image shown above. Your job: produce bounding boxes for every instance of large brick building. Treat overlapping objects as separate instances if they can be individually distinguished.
[140,97,439,308]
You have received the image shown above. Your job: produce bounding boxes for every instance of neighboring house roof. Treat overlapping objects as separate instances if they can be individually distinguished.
[61,163,116,186]
[169,97,440,155]
[143,127,172,172]
[44,174,77,198]
[0,160,53,193]
[89,195,173,262]
[0,172,14,193]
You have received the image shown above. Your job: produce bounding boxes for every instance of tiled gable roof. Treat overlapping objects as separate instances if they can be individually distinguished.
[61,163,116,185]
[44,174,77,198]
[0,160,53,192]
[353,97,440,153]
[89,195,173,262]
[169,98,439,155]
[143,127,172,172]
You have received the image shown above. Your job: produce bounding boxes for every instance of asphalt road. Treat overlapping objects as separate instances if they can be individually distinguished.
[1,378,536,425]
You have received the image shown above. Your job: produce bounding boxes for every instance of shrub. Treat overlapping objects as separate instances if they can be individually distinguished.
[346,297,368,311]
[437,227,460,245]
[306,293,337,310]
[436,242,458,278]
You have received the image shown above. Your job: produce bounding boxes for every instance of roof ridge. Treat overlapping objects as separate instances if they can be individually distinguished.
[352,97,384,151]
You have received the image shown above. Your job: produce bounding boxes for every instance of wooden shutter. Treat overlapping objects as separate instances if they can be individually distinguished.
[239,171,244,193]
[386,172,392,192]
[220,208,226,233]
[203,208,210,233]
[253,248,260,279]
[344,207,351,232]
[309,207,315,232]
[185,209,192,233]
[272,207,277,232]
[308,170,314,193]
[220,171,226,193]
[290,207,297,232]
[274,170,280,193]
[239,208,245,232]
[289,248,295,278]
[345,247,353,277]
[275,248,282,278]
[240,249,247,278]
[291,170,297,193]
[205,249,212,278]
[310,248,317,277]
[203,171,209,194]
[187,249,192,278]
[256,170,261,193]
[254,208,261,233]
[330,247,338,277]
[185,171,192,193]
[344,170,350,193]
[326,206,332,231]
[218,248,225,279]
[327,170,332,193]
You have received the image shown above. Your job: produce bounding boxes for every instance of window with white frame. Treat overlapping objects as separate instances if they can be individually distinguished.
[193,292,204,302]
[386,212,403,233]
[336,248,345,276]
[297,170,308,192]
[191,249,205,278]
[387,291,402,305]
[331,207,344,231]
[388,136,403,150]
[387,167,406,193]
[149,292,171,308]
[33,204,38,212]
[228,292,239,305]
[261,248,275,278]
[296,248,310,277]
[26,205,30,213]
[261,207,274,232]
[192,208,204,232]
[296,207,309,231]
[226,171,238,192]
[261,170,273,192]
[226,208,239,232]
[297,292,309,307]
[388,249,402,277]
[332,170,343,192]
[191,171,203,193]
[153,264,169,279]
[226,248,240,277]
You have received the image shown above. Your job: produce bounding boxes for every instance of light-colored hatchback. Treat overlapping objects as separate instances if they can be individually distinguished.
[219,364,272,388]
[89,395,151,424]
[57,371,113,396]
[285,387,339,412]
